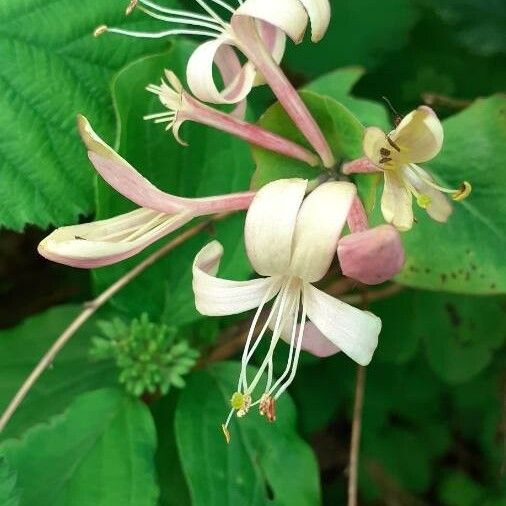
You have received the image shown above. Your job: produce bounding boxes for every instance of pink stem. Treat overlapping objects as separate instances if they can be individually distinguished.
[347,196,369,233]
[232,17,335,168]
[184,95,318,166]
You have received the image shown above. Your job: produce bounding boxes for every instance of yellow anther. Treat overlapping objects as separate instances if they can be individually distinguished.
[417,194,432,209]
[221,424,231,444]
[452,181,472,201]
[125,0,138,15]
[93,25,108,37]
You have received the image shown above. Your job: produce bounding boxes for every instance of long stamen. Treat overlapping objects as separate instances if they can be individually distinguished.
[246,282,293,394]
[273,294,308,400]
[137,5,225,31]
[237,282,280,392]
[136,0,220,22]
[207,0,236,14]
[193,0,227,26]
[143,111,176,120]
[122,212,167,242]
[99,27,220,38]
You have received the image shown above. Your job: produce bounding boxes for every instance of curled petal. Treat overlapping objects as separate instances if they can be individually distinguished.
[342,156,381,175]
[304,283,381,365]
[245,178,307,277]
[192,241,280,315]
[381,171,413,231]
[337,225,405,285]
[234,0,309,43]
[38,208,192,268]
[392,106,444,163]
[186,37,257,105]
[402,165,452,223]
[298,0,331,42]
[290,181,356,282]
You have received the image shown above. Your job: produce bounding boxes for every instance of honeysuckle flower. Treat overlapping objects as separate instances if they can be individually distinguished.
[95,0,334,166]
[145,70,319,166]
[192,178,381,440]
[96,0,328,110]
[344,106,471,231]
[38,116,255,268]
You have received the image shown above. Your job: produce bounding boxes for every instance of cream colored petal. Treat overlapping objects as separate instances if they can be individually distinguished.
[290,181,356,282]
[363,126,389,166]
[234,0,309,43]
[402,165,452,223]
[381,171,413,231]
[38,208,191,268]
[392,106,444,163]
[245,178,307,276]
[298,0,331,42]
[192,241,280,315]
[304,284,381,365]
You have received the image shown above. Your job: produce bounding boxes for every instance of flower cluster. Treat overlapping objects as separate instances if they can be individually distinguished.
[39,0,470,442]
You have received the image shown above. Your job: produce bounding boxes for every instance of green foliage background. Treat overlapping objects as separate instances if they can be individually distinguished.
[0,0,505,504]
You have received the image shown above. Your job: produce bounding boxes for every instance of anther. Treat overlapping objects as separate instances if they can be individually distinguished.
[126,0,138,15]
[221,424,231,444]
[93,25,108,37]
[386,136,401,152]
[416,194,432,209]
[452,181,472,201]
[380,147,391,156]
[259,394,276,422]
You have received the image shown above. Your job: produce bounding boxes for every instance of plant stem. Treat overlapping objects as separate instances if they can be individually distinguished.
[348,365,366,506]
[0,219,213,434]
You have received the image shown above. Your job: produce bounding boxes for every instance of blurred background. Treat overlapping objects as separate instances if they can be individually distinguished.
[0,0,505,504]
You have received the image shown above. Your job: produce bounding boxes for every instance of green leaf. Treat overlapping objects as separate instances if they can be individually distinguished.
[0,305,116,440]
[0,453,19,506]
[251,90,363,188]
[392,96,506,293]
[0,0,169,230]
[175,362,320,506]
[305,67,390,128]
[1,388,158,506]
[93,42,254,325]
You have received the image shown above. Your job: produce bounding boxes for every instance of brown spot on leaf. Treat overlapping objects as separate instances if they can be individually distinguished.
[445,303,461,327]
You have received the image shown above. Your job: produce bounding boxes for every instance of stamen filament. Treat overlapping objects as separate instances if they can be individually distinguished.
[104,27,220,39]
[137,0,220,23]
[193,0,227,27]
[137,5,225,31]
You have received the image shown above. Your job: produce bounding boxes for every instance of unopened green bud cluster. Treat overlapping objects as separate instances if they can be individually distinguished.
[90,313,199,397]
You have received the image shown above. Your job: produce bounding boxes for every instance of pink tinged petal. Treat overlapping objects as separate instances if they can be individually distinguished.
[342,157,381,175]
[245,178,307,277]
[381,171,413,231]
[337,225,405,285]
[79,115,256,216]
[363,127,389,166]
[392,106,444,163]
[231,15,335,167]
[186,38,257,105]
[298,0,331,42]
[402,165,452,223]
[234,0,309,43]
[299,322,340,357]
[290,181,356,282]
[347,196,369,233]
[38,208,192,269]
[304,283,381,366]
[192,241,280,315]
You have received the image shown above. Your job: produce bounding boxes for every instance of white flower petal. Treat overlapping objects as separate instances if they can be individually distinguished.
[290,181,356,282]
[38,208,191,268]
[363,126,388,166]
[245,178,307,277]
[402,165,452,223]
[392,106,444,163]
[381,171,413,231]
[192,241,280,316]
[304,283,381,365]
[186,38,257,105]
[298,0,331,42]
[234,0,309,43]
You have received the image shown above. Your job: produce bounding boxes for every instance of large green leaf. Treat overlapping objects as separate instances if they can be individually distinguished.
[175,362,320,506]
[393,96,506,294]
[304,67,390,128]
[1,388,158,506]
[0,0,168,230]
[251,90,363,188]
[0,453,19,506]
[0,305,116,440]
[93,41,254,326]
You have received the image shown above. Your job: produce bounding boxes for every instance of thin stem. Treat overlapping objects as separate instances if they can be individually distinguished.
[0,219,216,434]
[348,365,366,506]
